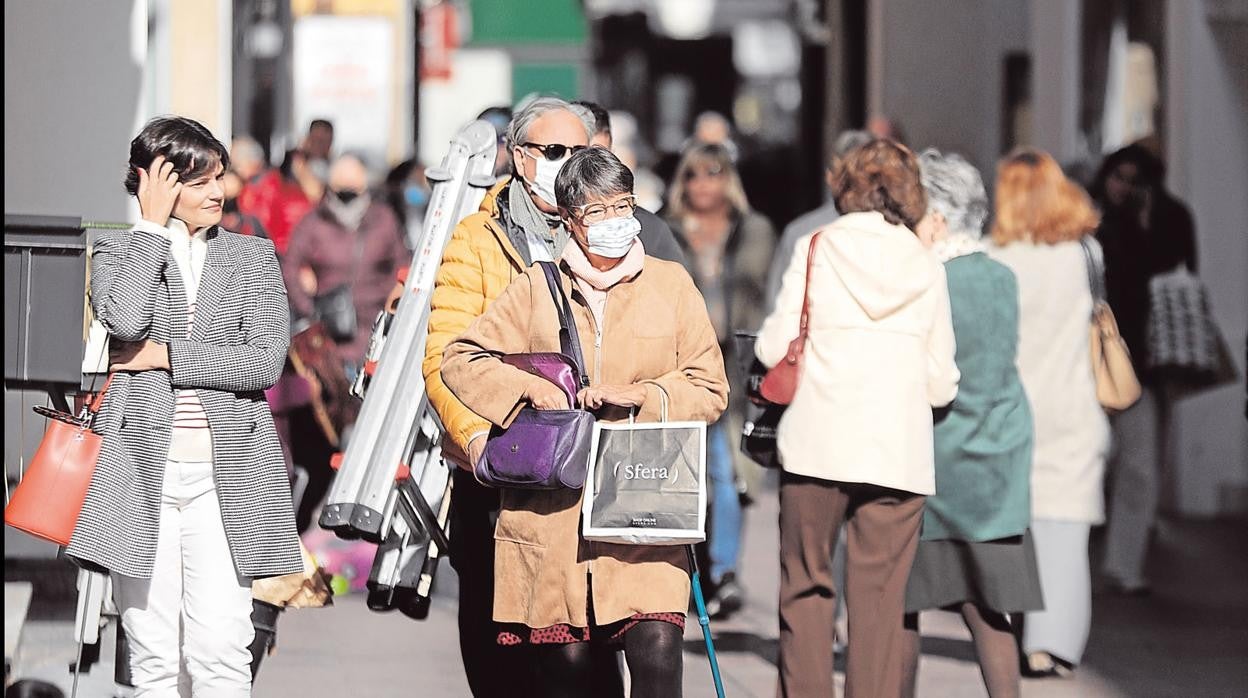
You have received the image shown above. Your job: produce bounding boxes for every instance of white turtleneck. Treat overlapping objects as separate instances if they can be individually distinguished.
[133,218,213,461]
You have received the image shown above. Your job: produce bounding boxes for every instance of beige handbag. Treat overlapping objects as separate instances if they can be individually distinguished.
[251,541,334,609]
[1081,238,1141,412]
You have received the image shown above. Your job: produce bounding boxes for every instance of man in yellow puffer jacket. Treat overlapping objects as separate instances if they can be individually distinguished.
[424,97,597,697]
[405,97,681,695]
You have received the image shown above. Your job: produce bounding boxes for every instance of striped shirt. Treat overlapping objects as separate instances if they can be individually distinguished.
[134,218,213,461]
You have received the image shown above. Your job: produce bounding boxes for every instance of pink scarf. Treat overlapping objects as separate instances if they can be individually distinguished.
[560,239,646,328]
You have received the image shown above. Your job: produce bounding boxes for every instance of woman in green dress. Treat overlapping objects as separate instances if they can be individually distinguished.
[900,150,1044,698]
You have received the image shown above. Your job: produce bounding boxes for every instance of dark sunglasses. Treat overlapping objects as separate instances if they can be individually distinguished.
[521,142,587,162]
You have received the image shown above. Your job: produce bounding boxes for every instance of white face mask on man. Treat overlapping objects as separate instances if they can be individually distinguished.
[586,215,641,258]
[524,153,569,208]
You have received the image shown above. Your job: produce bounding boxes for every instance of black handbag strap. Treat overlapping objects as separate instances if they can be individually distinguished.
[537,261,590,388]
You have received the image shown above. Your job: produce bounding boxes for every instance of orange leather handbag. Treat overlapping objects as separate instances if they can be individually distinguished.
[5,375,112,546]
[759,233,821,406]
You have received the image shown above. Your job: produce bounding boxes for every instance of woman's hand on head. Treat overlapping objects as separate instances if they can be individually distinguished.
[577,384,647,410]
[109,339,170,372]
[136,155,183,228]
[523,377,570,410]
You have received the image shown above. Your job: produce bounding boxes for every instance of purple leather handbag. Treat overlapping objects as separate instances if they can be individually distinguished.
[476,262,596,490]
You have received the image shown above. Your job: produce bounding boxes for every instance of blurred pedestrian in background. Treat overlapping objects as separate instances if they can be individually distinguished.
[229,135,270,200]
[901,149,1043,698]
[477,105,514,178]
[239,147,319,255]
[571,100,685,265]
[281,152,408,529]
[601,109,667,214]
[441,145,729,698]
[220,168,269,239]
[1090,143,1198,597]
[383,156,430,248]
[67,115,301,696]
[766,129,872,308]
[867,114,907,144]
[758,138,958,697]
[301,118,334,184]
[689,111,740,163]
[989,148,1109,678]
[665,142,776,619]
[283,153,408,371]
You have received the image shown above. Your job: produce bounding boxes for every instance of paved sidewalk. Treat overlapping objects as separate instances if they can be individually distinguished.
[251,480,1247,697]
[8,477,1247,696]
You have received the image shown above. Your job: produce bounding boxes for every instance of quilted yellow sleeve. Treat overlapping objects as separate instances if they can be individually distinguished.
[423,214,496,456]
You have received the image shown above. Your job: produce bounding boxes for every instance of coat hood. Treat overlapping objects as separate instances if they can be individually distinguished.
[822,211,937,320]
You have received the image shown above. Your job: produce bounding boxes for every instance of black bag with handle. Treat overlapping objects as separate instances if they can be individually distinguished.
[733,332,783,469]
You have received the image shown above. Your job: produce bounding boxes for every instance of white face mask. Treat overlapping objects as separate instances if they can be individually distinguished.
[525,152,569,208]
[586,215,641,258]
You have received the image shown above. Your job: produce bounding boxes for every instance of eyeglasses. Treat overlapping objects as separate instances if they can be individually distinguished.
[574,195,637,224]
[521,142,587,162]
[684,167,726,181]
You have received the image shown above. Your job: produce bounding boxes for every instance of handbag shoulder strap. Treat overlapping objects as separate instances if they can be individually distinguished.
[789,232,822,358]
[537,261,590,388]
[83,373,115,423]
[1079,235,1107,304]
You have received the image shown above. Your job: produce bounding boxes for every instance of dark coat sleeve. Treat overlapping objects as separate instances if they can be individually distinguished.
[635,207,687,266]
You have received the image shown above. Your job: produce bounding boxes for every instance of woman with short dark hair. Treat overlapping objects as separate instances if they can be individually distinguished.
[442,146,729,697]
[757,138,960,697]
[67,116,301,696]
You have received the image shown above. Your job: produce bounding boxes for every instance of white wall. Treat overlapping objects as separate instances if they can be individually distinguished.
[4,1,147,222]
[1165,1,1248,516]
[869,0,1030,177]
[1028,0,1082,164]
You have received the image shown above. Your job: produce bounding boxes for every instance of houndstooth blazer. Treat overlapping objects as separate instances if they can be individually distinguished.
[66,225,302,579]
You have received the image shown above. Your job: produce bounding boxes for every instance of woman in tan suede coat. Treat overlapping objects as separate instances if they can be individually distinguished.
[442,147,728,698]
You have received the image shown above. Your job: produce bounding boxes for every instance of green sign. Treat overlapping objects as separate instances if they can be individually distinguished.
[512,63,580,102]
[467,0,587,44]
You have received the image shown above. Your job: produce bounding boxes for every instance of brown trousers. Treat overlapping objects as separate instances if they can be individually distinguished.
[777,473,925,698]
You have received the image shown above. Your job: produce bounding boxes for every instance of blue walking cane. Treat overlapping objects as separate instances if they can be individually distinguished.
[688,545,726,697]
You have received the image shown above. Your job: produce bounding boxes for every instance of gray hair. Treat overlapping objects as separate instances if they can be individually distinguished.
[554,146,634,212]
[230,135,265,166]
[918,148,989,238]
[507,96,594,151]
[833,130,872,159]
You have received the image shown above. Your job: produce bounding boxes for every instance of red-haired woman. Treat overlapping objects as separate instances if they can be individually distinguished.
[988,148,1109,678]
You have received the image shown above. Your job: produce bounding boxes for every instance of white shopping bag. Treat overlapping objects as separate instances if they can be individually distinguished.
[581,391,707,545]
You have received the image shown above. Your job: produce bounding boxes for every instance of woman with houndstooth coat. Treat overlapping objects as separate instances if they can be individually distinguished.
[66,116,302,697]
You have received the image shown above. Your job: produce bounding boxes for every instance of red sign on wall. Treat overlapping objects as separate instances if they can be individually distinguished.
[420,3,460,81]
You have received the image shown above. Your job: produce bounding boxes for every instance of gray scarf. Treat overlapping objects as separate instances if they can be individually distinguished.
[507,180,569,264]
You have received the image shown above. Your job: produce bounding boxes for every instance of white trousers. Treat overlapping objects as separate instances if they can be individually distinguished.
[1022,518,1092,665]
[1102,388,1165,587]
[112,460,254,698]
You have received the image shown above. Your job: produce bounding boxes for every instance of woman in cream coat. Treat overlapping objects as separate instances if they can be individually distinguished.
[988,149,1110,678]
[757,139,959,698]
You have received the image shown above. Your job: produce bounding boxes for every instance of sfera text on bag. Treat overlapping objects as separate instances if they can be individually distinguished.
[614,461,677,482]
